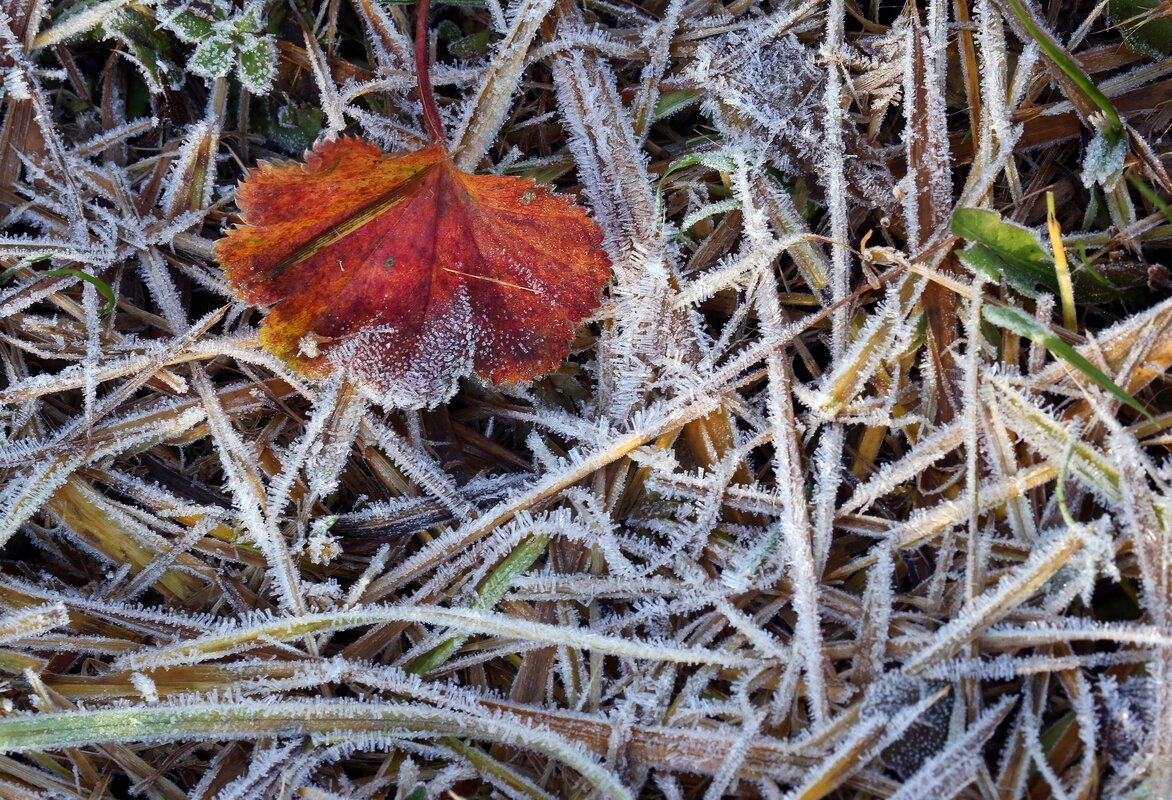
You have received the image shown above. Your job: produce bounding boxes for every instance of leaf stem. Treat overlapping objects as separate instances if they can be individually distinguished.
[415,0,447,147]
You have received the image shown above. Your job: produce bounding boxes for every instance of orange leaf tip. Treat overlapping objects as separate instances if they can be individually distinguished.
[214,138,611,408]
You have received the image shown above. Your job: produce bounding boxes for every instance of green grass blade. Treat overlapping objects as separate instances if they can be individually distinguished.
[1127,173,1172,225]
[39,268,117,317]
[1001,0,1122,143]
[982,304,1152,419]
[407,531,551,674]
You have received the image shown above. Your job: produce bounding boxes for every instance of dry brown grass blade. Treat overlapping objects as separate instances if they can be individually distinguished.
[903,10,960,425]
[45,479,210,599]
[1,0,1170,796]
[0,0,45,203]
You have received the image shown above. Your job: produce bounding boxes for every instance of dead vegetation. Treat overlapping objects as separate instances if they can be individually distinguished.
[1,0,1172,797]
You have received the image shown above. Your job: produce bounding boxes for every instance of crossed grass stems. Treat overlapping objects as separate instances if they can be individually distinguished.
[1,0,1171,797]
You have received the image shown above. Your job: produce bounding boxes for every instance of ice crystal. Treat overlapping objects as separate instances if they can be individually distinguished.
[1,0,1169,796]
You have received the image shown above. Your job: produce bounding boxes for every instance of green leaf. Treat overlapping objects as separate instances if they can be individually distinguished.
[260,104,324,153]
[982,304,1152,419]
[953,208,1150,303]
[407,532,551,675]
[656,151,740,219]
[235,3,265,34]
[1127,173,1172,225]
[436,19,461,42]
[189,35,236,78]
[679,198,740,234]
[237,36,277,94]
[471,532,550,611]
[659,152,740,187]
[652,89,704,122]
[161,8,214,42]
[103,6,183,91]
[1109,0,1172,57]
[952,208,1057,298]
[0,253,52,282]
[34,0,137,48]
[449,30,497,59]
[1,257,116,317]
[1002,0,1123,145]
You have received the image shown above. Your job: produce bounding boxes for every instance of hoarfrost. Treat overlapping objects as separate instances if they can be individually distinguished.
[1,0,1166,796]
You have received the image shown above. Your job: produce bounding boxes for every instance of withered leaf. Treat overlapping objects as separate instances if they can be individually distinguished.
[215,138,610,408]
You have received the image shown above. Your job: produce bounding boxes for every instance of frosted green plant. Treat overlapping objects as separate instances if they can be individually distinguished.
[159,0,278,94]
[102,4,185,91]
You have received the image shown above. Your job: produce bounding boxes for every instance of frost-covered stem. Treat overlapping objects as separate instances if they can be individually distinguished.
[0,702,634,800]
[454,0,558,170]
[757,268,827,723]
[414,0,446,147]
[118,606,753,671]
[812,0,849,589]
[963,280,986,604]
[0,15,86,229]
[190,368,307,616]
[820,0,848,354]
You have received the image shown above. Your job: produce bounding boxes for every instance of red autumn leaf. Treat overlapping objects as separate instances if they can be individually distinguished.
[214,138,610,408]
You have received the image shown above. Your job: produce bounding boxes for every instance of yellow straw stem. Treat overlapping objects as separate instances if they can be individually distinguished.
[1046,192,1077,331]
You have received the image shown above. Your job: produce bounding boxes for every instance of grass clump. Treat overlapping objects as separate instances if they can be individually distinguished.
[1,0,1172,797]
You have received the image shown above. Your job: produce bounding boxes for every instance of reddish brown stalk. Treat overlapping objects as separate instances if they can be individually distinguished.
[414,0,447,147]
